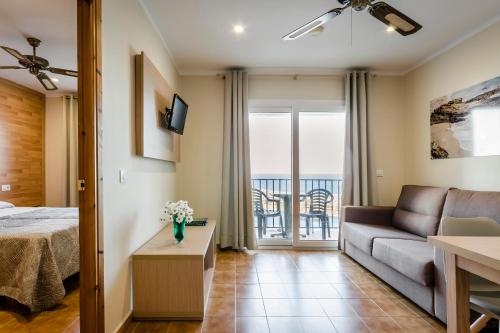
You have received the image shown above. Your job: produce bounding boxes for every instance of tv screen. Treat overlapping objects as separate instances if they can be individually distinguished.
[168,94,188,135]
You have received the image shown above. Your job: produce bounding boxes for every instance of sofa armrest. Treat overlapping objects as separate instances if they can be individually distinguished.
[341,206,395,226]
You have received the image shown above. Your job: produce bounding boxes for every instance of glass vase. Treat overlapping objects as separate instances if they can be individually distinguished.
[173,218,186,243]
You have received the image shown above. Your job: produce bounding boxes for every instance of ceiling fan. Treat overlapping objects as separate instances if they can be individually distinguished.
[0,37,77,91]
[283,0,422,40]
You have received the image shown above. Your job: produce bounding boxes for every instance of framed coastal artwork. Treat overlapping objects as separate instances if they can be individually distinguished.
[430,76,500,159]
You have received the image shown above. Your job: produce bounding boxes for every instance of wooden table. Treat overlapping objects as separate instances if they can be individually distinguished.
[132,220,216,320]
[428,236,500,333]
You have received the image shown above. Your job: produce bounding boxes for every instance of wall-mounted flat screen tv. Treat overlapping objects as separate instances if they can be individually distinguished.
[167,94,188,135]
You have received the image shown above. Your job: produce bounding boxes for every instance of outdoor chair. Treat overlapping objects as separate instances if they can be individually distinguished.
[252,188,284,239]
[300,188,333,240]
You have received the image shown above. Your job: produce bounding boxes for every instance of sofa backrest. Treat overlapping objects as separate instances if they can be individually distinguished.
[442,188,500,222]
[393,185,449,237]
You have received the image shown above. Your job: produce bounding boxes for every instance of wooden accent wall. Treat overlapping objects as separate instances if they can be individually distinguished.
[0,78,45,207]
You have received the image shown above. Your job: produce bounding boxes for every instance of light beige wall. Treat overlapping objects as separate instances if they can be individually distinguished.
[369,76,406,205]
[177,76,225,235]
[403,21,500,191]
[102,0,180,331]
[45,97,66,207]
[249,75,344,100]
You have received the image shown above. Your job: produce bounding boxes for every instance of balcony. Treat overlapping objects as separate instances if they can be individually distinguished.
[252,177,343,241]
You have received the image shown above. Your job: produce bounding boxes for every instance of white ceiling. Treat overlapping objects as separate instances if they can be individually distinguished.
[0,0,77,96]
[141,0,500,75]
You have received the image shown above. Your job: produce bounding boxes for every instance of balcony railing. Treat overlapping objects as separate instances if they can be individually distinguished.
[251,177,343,231]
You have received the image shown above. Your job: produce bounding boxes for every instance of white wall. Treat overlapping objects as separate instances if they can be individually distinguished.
[102,0,180,331]
[45,97,66,206]
[177,76,225,238]
[403,21,500,191]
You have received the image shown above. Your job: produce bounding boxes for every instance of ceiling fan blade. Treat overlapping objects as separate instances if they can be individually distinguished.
[283,8,343,41]
[0,46,33,65]
[37,72,58,91]
[0,66,23,69]
[47,67,78,77]
[368,2,422,36]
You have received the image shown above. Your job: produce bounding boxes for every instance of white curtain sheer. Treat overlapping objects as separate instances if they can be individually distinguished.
[220,71,256,250]
[62,95,79,207]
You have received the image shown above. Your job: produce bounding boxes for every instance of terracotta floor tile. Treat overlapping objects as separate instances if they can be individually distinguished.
[210,284,236,298]
[263,299,326,317]
[202,316,234,333]
[345,299,387,317]
[318,299,357,317]
[216,262,236,271]
[258,272,282,283]
[134,321,171,333]
[236,284,262,298]
[373,298,419,317]
[236,316,269,333]
[213,270,236,284]
[206,297,235,317]
[392,316,439,333]
[260,284,288,298]
[2,249,449,333]
[360,317,404,333]
[167,321,202,333]
[330,316,370,333]
[333,283,369,299]
[236,271,259,284]
[236,298,267,316]
[267,317,336,333]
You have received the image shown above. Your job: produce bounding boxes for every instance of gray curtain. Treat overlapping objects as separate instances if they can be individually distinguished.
[340,71,371,247]
[220,71,256,250]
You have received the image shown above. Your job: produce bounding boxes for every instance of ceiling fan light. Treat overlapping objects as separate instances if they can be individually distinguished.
[287,20,324,40]
[37,73,58,90]
[368,2,422,36]
[386,13,415,32]
[282,8,342,40]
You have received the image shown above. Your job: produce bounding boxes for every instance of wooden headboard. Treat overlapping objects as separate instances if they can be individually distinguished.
[0,78,45,207]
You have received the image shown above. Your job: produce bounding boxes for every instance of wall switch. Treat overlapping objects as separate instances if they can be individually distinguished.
[1,184,11,192]
[376,169,384,177]
[119,169,126,184]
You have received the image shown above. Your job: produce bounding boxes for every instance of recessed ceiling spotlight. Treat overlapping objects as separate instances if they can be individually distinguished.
[50,77,59,82]
[386,26,396,32]
[233,24,245,34]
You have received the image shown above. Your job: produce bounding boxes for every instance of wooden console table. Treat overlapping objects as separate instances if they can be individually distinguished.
[132,220,216,320]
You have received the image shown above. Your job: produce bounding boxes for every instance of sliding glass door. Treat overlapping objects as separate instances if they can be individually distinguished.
[249,109,293,246]
[249,102,345,248]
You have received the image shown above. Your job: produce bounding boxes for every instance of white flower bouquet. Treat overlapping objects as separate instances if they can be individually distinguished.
[162,200,194,224]
[161,200,194,243]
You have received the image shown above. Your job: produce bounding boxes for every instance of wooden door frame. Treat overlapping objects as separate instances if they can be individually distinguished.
[77,0,104,332]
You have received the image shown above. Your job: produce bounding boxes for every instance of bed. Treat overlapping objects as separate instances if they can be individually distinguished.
[0,201,79,312]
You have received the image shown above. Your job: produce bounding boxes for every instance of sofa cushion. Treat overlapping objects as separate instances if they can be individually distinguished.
[393,185,449,237]
[372,238,434,286]
[342,222,424,254]
[442,189,500,222]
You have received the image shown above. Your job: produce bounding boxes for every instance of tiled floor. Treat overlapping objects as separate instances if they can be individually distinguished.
[129,249,448,333]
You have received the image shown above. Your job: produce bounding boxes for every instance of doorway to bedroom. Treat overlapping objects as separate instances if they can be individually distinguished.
[0,0,103,331]
[249,100,345,249]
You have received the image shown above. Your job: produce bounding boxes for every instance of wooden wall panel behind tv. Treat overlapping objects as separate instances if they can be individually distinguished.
[0,78,45,206]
